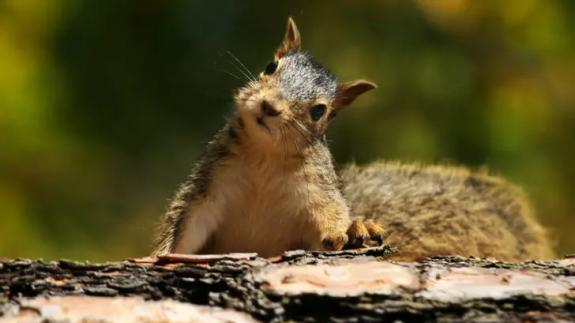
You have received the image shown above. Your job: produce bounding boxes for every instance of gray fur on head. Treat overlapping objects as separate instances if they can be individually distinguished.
[279,52,337,101]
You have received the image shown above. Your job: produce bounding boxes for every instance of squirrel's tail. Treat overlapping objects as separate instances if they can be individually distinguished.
[339,161,555,261]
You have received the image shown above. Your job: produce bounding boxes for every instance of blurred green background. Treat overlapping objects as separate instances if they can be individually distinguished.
[1,0,574,261]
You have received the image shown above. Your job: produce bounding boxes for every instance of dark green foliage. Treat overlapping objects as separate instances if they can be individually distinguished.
[0,1,573,260]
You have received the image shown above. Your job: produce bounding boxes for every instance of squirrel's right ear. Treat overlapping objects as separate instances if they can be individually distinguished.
[332,80,377,111]
[275,17,301,59]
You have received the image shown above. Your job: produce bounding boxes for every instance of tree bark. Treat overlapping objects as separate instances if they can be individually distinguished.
[1,247,574,322]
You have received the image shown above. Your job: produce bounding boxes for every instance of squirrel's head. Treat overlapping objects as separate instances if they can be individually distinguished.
[235,17,376,153]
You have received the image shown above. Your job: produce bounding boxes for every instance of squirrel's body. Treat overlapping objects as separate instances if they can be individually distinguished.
[341,162,554,261]
[152,18,554,261]
[154,123,349,257]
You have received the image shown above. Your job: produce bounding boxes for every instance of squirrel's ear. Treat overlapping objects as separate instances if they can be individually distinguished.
[275,17,301,59]
[333,80,377,109]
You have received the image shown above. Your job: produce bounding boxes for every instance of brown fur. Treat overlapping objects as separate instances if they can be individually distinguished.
[340,161,555,261]
[152,18,554,261]
[152,18,372,257]
[152,113,354,257]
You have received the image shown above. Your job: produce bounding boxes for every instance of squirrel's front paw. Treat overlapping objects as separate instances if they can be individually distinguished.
[321,232,349,251]
[345,218,385,249]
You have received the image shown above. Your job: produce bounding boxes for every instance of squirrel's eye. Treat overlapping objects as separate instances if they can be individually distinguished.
[264,61,278,75]
[309,104,327,121]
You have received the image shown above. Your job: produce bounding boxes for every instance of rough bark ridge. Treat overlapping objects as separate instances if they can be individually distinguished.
[1,247,574,322]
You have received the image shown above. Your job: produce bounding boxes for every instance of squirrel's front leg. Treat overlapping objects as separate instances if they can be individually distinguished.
[308,198,386,252]
[152,149,229,256]
[152,187,223,256]
[309,203,351,252]
[314,214,386,251]
[171,199,223,254]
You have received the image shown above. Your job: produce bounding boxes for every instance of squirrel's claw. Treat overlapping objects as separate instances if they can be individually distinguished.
[345,218,385,249]
[346,218,370,248]
[364,219,385,245]
[321,232,349,251]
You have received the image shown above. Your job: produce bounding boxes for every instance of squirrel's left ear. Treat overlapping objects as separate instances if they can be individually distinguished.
[332,80,377,110]
[275,17,301,59]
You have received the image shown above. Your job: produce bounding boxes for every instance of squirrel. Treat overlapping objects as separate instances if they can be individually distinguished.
[152,18,554,262]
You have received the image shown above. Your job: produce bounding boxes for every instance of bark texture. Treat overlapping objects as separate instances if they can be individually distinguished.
[1,247,574,322]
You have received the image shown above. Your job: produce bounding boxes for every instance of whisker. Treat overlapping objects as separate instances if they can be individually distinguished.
[292,120,316,145]
[287,121,313,150]
[227,60,253,83]
[219,69,244,82]
[287,128,299,156]
[287,121,306,143]
[297,120,313,134]
[226,50,256,82]
[213,54,250,83]
[280,125,290,158]
[285,125,302,156]
[217,50,251,82]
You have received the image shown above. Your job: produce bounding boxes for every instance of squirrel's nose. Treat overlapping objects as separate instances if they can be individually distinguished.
[261,100,281,117]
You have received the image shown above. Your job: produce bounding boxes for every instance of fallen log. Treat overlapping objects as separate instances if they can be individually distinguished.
[1,247,574,322]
